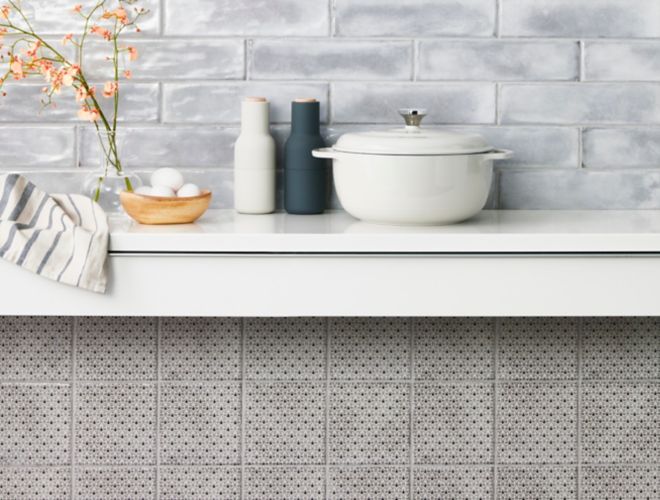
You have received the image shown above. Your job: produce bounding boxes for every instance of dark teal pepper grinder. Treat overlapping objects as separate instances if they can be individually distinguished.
[284,99,327,214]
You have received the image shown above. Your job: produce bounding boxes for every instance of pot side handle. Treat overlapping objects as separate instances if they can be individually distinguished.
[482,149,513,160]
[312,147,339,160]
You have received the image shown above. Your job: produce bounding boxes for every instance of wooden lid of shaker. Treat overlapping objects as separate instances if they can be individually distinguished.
[294,98,318,103]
[244,96,267,102]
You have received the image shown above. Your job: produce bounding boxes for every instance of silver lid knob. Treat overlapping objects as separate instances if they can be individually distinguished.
[398,108,427,127]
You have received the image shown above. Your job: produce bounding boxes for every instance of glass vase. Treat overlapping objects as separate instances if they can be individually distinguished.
[82,130,142,213]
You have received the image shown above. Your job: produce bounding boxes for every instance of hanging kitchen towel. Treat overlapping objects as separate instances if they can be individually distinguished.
[0,173,109,293]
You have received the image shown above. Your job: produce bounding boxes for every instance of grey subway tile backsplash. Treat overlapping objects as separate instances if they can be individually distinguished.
[583,128,660,169]
[585,42,660,82]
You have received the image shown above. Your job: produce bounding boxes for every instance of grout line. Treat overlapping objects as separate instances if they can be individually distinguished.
[70,317,77,499]
[408,317,415,500]
[579,40,586,82]
[244,40,251,81]
[240,317,247,497]
[155,317,162,499]
[158,0,165,35]
[492,317,499,500]
[329,0,336,37]
[412,40,419,81]
[495,0,502,38]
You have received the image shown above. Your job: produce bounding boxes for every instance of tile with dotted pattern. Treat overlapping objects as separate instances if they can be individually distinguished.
[74,467,155,500]
[328,466,408,500]
[0,467,69,500]
[160,382,241,465]
[580,466,659,500]
[159,466,241,500]
[160,317,241,380]
[496,466,577,500]
[243,467,324,500]
[413,466,492,500]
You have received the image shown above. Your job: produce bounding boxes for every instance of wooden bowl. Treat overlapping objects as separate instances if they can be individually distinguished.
[120,190,212,225]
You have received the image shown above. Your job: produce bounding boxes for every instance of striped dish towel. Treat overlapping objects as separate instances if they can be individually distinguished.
[0,174,109,293]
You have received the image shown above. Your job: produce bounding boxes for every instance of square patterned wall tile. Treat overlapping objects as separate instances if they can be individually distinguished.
[413,466,492,500]
[580,466,659,500]
[243,467,325,500]
[414,383,492,465]
[76,317,157,380]
[245,382,325,465]
[498,318,578,380]
[74,467,155,500]
[330,383,409,465]
[159,467,241,500]
[75,383,156,465]
[245,318,326,380]
[330,318,410,380]
[582,318,660,379]
[414,318,494,380]
[581,382,659,463]
[160,382,241,465]
[497,383,577,464]
[160,317,241,380]
[0,384,70,465]
[328,467,409,500]
[0,317,71,381]
[496,466,577,500]
[0,467,70,500]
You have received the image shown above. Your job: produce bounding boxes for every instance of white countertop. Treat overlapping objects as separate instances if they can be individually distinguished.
[109,209,660,253]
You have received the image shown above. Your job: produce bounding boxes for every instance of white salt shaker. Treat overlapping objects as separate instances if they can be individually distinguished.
[234,97,276,214]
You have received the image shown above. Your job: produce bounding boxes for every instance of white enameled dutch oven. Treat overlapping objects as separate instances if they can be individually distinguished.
[312,109,512,225]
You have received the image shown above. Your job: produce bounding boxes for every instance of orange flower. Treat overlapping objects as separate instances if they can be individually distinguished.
[62,65,79,86]
[90,25,112,41]
[123,69,132,79]
[127,46,138,61]
[25,40,42,59]
[10,56,24,80]
[78,105,100,122]
[1,5,10,19]
[76,85,95,102]
[102,7,129,24]
[102,80,118,98]
[62,33,73,45]
[72,4,82,13]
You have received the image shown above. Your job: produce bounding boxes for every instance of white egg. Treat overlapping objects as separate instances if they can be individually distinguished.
[149,185,176,197]
[150,168,184,191]
[134,186,154,196]
[177,183,202,197]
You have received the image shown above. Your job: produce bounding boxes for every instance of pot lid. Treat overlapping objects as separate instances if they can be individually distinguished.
[334,109,492,156]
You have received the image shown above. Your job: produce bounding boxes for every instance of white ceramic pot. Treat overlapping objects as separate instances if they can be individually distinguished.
[313,109,512,225]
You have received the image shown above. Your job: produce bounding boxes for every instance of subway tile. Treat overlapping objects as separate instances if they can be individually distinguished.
[74,467,155,500]
[335,0,495,37]
[250,40,412,81]
[245,382,325,465]
[159,467,241,500]
[332,83,495,124]
[497,382,577,464]
[581,382,659,463]
[413,467,492,499]
[0,384,70,465]
[0,127,75,168]
[163,82,329,124]
[329,318,410,380]
[414,318,494,380]
[500,0,660,38]
[501,84,660,125]
[160,382,241,465]
[85,39,245,80]
[243,467,325,500]
[583,128,660,168]
[0,467,69,500]
[0,317,71,381]
[165,0,329,36]
[498,318,578,380]
[499,169,660,209]
[585,42,660,81]
[328,467,408,500]
[414,383,492,464]
[496,466,577,499]
[245,318,326,380]
[27,0,160,34]
[582,318,660,379]
[76,317,157,381]
[581,466,659,500]
[329,383,409,465]
[75,383,156,465]
[419,41,578,81]
[0,83,158,123]
[79,126,238,168]
[160,318,241,380]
